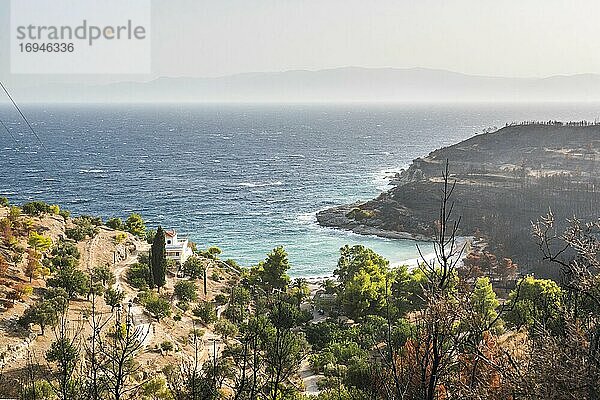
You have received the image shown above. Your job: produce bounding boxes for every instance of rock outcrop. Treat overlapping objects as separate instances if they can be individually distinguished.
[317,123,600,275]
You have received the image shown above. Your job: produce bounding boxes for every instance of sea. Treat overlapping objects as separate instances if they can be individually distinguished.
[1,102,600,277]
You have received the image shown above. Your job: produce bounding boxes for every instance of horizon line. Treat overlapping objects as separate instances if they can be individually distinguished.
[11,66,600,88]
[140,66,600,85]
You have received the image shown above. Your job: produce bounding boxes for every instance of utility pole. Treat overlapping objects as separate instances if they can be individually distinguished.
[213,338,217,394]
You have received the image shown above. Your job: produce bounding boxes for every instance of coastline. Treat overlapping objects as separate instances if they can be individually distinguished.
[315,123,600,272]
[301,247,443,285]
[316,202,435,242]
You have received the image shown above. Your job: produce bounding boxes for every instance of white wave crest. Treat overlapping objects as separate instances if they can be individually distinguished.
[239,181,283,188]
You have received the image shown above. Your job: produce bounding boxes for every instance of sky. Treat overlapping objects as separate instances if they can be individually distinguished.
[1,0,600,87]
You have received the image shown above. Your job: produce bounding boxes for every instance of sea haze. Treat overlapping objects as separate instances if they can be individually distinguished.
[1,102,600,276]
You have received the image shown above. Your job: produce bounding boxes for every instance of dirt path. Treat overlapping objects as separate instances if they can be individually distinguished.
[82,229,102,271]
[114,250,141,297]
[299,359,321,396]
[80,227,120,272]
[110,239,154,347]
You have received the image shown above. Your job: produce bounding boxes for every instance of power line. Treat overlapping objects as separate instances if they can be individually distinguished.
[0,81,49,153]
[0,116,19,145]
[0,115,44,173]
[0,81,61,184]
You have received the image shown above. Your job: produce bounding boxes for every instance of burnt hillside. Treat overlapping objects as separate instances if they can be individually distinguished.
[318,123,600,277]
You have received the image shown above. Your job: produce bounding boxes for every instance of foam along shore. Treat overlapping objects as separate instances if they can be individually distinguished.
[299,238,470,285]
[391,236,472,270]
[391,253,436,270]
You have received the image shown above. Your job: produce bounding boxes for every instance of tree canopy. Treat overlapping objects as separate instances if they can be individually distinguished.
[251,246,291,293]
[334,245,391,319]
[174,280,198,302]
[47,266,90,298]
[28,231,52,253]
[124,213,146,237]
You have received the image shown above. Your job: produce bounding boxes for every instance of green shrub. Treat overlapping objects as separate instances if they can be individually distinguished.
[214,293,229,305]
[106,217,124,230]
[193,301,217,324]
[189,328,205,340]
[8,206,21,220]
[211,270,222,281]
[114,232,127,244]
[58,209,70,219]
[47,266,90,298]
[174,280,198,302]
[346,208,375,221]
[65,216,100,241]
[141,292,171,321]
[145,228,156,244]
[126,262,151,290]
[182,256,205,279]
[19,379,55,400]
[177,301,190,312]
[214,319,238,340]
[124,213,146,237]
[160,340,174,352]
[79,215,103,226]
[22,201,51,216]
[47,239,80,272]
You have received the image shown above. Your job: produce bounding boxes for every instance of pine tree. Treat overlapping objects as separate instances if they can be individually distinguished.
[151,226,167,291]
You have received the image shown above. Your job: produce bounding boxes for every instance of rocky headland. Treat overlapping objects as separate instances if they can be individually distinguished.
[317,122,600,276]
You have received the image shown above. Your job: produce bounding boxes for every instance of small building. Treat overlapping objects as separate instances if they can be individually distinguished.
[165,229,193,265]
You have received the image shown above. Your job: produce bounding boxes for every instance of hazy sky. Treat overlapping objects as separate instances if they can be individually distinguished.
[151,0,600,78]
[2,0,600,86]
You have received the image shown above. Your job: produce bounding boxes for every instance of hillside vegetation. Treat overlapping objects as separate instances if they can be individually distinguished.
[4,122,600,398]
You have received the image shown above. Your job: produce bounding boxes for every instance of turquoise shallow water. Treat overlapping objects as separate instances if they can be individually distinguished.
[1,103,600,276]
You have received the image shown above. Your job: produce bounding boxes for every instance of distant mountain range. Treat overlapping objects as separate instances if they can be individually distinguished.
[12,67,600,102]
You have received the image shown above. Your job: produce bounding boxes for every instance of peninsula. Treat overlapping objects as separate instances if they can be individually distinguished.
[317,122,600,277]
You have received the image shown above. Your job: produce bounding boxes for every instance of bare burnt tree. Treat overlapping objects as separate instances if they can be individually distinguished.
[164,321,224,400]
[414,160,466,399]
[533,212,600,312]
[97,301,148,400]
[530,212,600,398]
[224,316,265,400]
[375,161,518,400]
[261,300,307,400]
[374,160,466,400]
[417,160,466,292]
[44,309,83,400]
[19,351,46,400]
[82,290,112,400]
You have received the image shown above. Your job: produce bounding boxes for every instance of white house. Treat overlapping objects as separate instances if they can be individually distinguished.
[165,229,193,264]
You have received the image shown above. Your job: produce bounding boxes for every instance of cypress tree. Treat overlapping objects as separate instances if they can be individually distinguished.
[151,226,167,292]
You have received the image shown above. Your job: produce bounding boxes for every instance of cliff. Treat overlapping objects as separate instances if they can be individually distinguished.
[317,122,600,274]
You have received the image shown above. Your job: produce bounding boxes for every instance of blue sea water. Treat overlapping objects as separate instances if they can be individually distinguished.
[1,102,600,277]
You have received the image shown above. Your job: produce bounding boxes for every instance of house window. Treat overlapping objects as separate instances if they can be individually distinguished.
[175,252,180,256]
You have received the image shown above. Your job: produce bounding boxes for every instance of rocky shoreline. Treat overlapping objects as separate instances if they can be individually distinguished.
[316,123,600,275]
[316,202,433,242]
